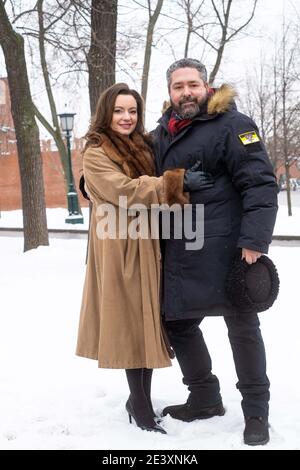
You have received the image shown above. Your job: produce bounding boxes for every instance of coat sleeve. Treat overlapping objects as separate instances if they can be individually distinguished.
[223,114,278,253]
[83,147,189,208]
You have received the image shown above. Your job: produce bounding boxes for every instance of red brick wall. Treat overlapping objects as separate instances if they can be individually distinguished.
[0,152,21,210]
[1,76,88,211]
[0,149,89,211]
[276,160,300,179]
[0,77,14,128]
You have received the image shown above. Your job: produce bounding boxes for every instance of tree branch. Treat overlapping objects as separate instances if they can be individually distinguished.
[226,0,258,42]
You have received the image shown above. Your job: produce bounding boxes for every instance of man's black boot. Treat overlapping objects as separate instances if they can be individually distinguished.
[243,417,269,446]
[162,401,225,422]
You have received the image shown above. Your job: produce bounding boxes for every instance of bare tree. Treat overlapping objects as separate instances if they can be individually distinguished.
[87,0,118,114]
[141,0,164,111]
[0,0,49,251]
[241,20,300,217]
[179,0,258,84]
[270,58,279,172]
[176,0,206,57]
[281,21,294,216]
[5,0,118,219]
[208,0,258,83]
[11,0,81,195]
[35,0,70,188]
[18,0,118,115]
[271,15,300,216]
[242,58,274,144]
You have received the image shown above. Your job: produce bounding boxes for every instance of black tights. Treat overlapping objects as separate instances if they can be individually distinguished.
[125,368,154,416]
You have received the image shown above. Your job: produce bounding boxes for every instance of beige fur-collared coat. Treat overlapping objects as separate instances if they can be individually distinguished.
[76,135,188,368]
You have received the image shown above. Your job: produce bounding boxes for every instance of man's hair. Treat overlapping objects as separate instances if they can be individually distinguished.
[166,58,207,90]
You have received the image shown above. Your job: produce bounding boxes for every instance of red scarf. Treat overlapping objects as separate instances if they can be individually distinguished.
[168,114,192,136]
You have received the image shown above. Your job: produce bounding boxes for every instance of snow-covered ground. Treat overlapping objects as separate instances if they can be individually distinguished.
[0,195,299,450]
[0,207,90,231]
[273,191,300,236]
[1,190,300,235]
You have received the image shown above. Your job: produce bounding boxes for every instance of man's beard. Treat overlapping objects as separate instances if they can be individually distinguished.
[171,93,208,119]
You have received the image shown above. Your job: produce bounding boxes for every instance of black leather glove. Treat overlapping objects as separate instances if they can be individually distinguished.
[183,160,214,192]
[79,175,90,200]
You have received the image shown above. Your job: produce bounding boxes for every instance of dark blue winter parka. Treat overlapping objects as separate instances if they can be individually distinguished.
[152,85,278,320]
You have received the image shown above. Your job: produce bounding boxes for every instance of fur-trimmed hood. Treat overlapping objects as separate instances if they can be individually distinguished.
[207,84,237,115]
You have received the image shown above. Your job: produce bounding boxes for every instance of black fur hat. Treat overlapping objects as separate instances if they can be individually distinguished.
[226,251,280,314]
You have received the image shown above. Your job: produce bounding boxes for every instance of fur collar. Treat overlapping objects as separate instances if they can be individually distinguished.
[99,130,155,178]
[207,84,237,115]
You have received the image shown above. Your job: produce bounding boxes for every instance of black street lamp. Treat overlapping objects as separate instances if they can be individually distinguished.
[58,112,84,224]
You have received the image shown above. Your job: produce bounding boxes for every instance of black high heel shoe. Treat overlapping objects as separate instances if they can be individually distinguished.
[127,395,162,424]
[148,403,163,424]
[125,399,167,434]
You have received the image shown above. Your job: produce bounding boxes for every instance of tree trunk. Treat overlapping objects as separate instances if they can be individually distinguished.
[0,2,49,251]
[282,24,292,216]
[184,17,192,58]
[282,80,292,216]
[141,0,164,116]
[36,0,69,189]
[209,41,225,85]
[207,0,257,84]
[88,0,117,115]
[272,63,278,171]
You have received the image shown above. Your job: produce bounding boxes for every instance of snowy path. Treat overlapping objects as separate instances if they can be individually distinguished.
[0,237,299,450]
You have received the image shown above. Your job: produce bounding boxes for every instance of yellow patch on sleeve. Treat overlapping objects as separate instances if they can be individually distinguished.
[238,131,260,145]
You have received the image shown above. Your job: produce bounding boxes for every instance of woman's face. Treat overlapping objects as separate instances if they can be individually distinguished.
[110,94,138,136]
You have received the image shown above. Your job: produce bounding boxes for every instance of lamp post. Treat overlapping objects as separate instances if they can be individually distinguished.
[58,112,83,224]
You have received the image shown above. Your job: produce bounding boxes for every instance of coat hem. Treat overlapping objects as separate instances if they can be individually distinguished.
[76,352,172,369]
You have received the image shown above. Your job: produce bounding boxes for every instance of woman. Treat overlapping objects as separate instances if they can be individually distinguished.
[76,83,190,434]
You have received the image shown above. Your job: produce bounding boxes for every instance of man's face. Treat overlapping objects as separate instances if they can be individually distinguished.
[169,67,208,119]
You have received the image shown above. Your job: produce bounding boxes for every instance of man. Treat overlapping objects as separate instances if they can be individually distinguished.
[152,58,278,446]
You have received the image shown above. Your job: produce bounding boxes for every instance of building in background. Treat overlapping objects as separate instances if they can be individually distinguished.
[0,77,16,156]
[0,77,88,211]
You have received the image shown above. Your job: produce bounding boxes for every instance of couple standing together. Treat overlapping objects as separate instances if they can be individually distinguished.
[76,58,278,446]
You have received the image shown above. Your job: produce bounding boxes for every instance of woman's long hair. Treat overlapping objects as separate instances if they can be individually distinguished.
[84,83,146,151]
